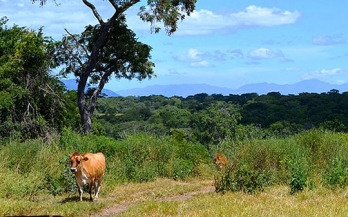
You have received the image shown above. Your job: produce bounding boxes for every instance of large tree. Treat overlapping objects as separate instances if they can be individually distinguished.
[32,0,197,133]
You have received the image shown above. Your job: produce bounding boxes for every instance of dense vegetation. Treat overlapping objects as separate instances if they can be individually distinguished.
[95,89,348,142]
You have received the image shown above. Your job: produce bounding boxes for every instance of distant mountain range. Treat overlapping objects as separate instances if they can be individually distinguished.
[117,79,348,97]
[61,79,120,97]
[61,79,348,98]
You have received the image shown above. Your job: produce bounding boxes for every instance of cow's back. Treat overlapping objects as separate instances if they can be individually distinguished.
[82,152,106,179]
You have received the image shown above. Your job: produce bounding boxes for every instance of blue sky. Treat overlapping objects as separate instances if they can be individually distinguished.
[1,0,348,92]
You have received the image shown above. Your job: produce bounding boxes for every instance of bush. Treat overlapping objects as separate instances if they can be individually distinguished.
[287,156,310,194]
[214,162,271,194]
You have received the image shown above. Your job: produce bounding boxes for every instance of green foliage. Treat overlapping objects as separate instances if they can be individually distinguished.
[107,133,210,182]
[295,130,341,167]
[191,101,241,146]
[214,163,269,194]
[94,91,348,141]
[319,120,348,132]
[213,131,344,195]
[214,140,286,194]
[323,157,348,189]
[0,17,76,140]
[288,156,310,194]
[170,158,194,181]
[0,170,46,201]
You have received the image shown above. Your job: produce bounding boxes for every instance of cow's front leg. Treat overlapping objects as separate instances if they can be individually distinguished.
[78,186,83,201]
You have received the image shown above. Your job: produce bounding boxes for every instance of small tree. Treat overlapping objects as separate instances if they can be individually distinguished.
[32,0,197,133]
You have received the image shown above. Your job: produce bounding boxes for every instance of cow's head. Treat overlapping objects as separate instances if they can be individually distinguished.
[69,152,89,173]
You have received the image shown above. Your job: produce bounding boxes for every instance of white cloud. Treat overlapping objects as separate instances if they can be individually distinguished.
[190,61,211,67]
[303,68,348,79]
[228,49,244,59]
[3,2,301,38]
[312,34,346,46]
[173,5,301,36]
[174,48,215,67]
[232,5,300,26]
[248,48,284,60]
[174,48,203,62]
[2,0,111,39]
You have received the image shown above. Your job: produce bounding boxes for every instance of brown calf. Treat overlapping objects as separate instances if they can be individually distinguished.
[213,153,228,171]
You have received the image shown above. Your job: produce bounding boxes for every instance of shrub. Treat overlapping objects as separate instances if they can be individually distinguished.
[287,156,310,194]
[214,163,271,194]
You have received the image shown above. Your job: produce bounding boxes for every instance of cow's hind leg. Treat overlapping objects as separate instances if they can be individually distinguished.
[89,182,94,201]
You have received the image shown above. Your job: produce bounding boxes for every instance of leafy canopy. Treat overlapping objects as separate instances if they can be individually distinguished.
[0,17,72,139]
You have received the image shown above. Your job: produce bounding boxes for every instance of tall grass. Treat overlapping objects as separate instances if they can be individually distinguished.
[213,130,348,194]
[0,129,213,202]
[1,129,348,215]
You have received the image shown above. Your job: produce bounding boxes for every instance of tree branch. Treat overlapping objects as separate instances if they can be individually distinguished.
[64,28,89,58]
[82,0,104,25]
[89,68,113,115]
[108,0,118,10]
[60,41,85,69]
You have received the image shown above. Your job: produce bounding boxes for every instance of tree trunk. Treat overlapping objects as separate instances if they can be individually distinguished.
[76,1,140,134]
[77,12,119,134]
[80,105,92,134]
[77,79,92,133]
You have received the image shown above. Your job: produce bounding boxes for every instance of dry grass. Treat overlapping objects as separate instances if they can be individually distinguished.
[0,178,211,216]
[2,178,348,216]
[115,184,348,217]
[104,178,211,204]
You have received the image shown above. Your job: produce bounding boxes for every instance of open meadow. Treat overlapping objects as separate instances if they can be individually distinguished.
[1,129,348,216]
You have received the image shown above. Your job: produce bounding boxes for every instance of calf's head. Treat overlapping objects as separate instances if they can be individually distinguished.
[69,152,89,173]
[213,153,228,170]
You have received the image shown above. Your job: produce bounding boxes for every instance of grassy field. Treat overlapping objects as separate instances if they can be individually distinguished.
[112,180,348,217]
[2,130,348,216]
[1,178,348,216]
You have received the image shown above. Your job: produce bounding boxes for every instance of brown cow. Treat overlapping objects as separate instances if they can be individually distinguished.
[69,152,106,201]
[213,153,228,171]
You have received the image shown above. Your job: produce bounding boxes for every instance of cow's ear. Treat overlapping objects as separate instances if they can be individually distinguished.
[83,156,89,161]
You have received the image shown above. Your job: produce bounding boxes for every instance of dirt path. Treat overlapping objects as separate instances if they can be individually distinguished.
[91,185,215,217]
